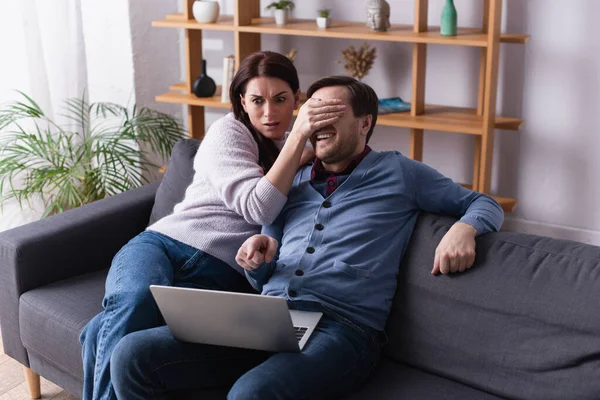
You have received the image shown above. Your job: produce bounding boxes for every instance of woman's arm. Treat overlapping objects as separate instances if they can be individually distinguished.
[263,98,345,195]
[198,116,287,226]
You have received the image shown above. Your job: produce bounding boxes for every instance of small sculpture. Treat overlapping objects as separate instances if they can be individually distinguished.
[366,0,391,32]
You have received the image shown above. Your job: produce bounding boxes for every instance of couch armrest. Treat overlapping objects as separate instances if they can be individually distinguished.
[0,180,160,366]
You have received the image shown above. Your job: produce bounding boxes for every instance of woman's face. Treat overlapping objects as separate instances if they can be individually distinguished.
[240,76,299,140]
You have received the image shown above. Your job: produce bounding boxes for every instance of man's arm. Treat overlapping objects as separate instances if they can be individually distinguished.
[236,214,284,291]
[412,161,504,275]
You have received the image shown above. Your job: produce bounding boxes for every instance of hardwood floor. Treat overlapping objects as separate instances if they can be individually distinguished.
[0,327,78,400]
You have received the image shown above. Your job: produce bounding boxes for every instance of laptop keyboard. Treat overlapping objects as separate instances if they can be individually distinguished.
[294,326,308,343]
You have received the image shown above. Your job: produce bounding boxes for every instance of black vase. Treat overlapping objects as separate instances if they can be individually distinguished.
[192,59,216,97]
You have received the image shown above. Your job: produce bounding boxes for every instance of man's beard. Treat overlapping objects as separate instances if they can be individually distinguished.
[316,133,359,166]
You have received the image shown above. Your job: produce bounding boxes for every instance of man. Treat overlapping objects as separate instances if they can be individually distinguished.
[110,76,503,399]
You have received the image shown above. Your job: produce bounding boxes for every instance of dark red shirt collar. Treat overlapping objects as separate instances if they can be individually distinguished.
[310,146,371,181]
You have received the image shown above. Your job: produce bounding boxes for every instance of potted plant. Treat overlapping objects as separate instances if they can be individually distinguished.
[266,1,295,26]
[0,92,186,217]
[316,9,331,29]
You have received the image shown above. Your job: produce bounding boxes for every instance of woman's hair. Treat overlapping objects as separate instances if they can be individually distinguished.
[229,51,300,172]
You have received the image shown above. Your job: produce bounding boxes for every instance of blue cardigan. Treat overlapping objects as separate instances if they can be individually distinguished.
[246,150,504,330]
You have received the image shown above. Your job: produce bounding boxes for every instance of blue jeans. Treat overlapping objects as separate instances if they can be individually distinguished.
[109,302,381,399]
[79,230,251,400]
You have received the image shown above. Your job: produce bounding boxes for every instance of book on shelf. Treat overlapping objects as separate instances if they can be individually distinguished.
[378,97,411,114]
[221,55,235,103]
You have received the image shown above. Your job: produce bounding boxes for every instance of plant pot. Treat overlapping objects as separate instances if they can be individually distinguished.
[316,17,331,29]
[192,0,220,24]
[274,9,289,26]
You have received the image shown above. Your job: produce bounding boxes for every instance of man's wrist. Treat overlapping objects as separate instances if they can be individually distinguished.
[454,221,478,236]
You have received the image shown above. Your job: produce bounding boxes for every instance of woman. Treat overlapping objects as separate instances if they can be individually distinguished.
[79,51,346,400]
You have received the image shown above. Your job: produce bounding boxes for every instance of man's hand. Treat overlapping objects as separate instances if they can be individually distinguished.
[236,234,278,271]
[432,222,477,275]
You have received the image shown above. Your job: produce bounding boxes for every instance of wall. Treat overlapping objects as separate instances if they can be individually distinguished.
[193,0,600,244]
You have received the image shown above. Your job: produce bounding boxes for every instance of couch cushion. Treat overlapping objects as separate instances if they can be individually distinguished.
[349,358,505,400]
[148,138,201,225]
[19,269,107,380]
[384,212,600,400]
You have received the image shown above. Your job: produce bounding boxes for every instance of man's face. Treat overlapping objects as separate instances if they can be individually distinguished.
[309,86,372,172]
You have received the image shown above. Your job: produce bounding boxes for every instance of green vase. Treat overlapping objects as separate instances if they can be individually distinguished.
[441,0,457,36]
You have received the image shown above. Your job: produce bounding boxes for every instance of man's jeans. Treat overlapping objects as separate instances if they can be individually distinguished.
[109,302,381,400]
[79,230,251,400]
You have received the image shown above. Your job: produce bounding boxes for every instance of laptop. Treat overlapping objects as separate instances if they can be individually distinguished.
[149,285,322,352]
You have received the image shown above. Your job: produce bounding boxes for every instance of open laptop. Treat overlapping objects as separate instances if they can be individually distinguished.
[149,285,322,352]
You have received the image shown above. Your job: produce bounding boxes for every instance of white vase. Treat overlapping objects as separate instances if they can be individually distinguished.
[316,17,331,29]
[192,0,220,24]
[274,9,289,25]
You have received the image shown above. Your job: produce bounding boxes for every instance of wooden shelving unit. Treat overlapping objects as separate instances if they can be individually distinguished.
[152,0,529,212]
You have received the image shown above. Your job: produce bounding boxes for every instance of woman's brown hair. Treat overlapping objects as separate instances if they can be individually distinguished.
[229,51,300,172]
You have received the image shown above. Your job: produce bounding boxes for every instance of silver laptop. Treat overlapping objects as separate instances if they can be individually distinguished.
[149,285,322,352]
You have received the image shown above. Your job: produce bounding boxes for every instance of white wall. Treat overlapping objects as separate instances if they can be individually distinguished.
[189,0,600,244]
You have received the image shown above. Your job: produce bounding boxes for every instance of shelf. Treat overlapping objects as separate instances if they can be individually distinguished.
[157,85,523,134]
[156,86,229,109]
[152,15,235,31]
[153,14,529,45]
[461,184,517,212]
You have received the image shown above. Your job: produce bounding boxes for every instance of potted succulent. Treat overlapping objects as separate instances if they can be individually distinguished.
[316,9,331,29]
[266,1,295,26]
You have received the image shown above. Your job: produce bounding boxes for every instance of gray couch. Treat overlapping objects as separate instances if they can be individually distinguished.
[1,139,599,399]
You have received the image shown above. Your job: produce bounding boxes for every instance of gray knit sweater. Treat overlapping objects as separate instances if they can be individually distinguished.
[148,113,288,273]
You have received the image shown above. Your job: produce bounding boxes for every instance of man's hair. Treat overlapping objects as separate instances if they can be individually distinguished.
[306,76,379,143]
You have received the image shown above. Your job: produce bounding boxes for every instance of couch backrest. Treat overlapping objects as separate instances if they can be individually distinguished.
[384,212,600,400]
[148,139,201,225]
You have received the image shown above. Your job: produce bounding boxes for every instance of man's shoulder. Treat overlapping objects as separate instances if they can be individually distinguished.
[293,163,313,186]
[368,150,416,170]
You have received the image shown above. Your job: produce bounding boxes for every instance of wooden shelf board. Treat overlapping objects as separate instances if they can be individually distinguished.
[152,15,235,31]
[461,184,517,212]
[165,13,185,21]
[156,87,229,109]
[499,33,531,44]
[380,105,522,133]
[169,82,187,92]
[241,18,487,47]
[153,15,528,45]
[494,196,518,213]
[157,87,522,134]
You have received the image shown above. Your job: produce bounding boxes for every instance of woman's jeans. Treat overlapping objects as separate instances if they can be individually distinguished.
[79,230,251,400]
[109,302,381,400]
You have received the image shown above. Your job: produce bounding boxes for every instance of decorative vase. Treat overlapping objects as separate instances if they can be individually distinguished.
[274,9,289,25]
[441,0,457,36]
[192,60,217,97]
[316,17,330,29]
[192,0,220,24]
